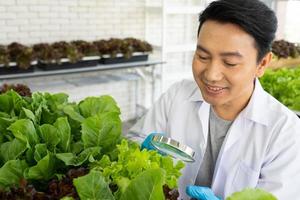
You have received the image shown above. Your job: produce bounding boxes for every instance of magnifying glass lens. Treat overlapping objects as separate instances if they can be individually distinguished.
[151,135,195,162]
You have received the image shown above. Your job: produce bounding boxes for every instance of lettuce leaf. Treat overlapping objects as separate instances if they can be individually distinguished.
[73,170,115,200]
[33,143,48,162]
[56,147,101,166]
[81,113,121,151]
[21,107,37,124]
[90,139,184,199]
[0,160,28,189]
[63,105,85,123]
[24,152,56,180]
[260,68,300,110]
[54,117,71,152]
[226,188,277,200]
[0,91,29,116]
[0,93,13,113]
[79,96,121,118]
[38,124,61,151]
[8,119,39,148]
[0,139,27,163]
[120,168,165,200]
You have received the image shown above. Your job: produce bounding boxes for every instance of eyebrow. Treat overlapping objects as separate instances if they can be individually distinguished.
[196,44,243,58]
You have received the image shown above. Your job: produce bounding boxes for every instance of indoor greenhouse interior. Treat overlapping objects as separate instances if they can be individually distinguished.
[0,0,299,199]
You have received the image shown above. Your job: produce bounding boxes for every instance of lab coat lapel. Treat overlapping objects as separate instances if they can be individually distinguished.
[188,85,210,155]
[179,88,210,194]
[178,99,211,200]
[222,116,246,153]
[198,100,210,153]
[211,114,246,195]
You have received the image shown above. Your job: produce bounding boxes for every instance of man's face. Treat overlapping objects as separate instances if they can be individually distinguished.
[193,20,267,109]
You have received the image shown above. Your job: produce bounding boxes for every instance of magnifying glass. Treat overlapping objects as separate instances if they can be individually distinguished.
[151,135,195,162]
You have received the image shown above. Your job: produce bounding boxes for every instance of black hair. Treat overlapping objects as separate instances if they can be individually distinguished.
[198,0,278,62]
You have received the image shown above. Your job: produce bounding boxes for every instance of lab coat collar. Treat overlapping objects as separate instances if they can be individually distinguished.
[187,79,269,126]
[188,84,204,102]
[240,79,269,126]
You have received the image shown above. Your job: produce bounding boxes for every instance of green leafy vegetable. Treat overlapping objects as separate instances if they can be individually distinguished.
[90,140,184,199]
[79,96,121,118]
[81,113,121,151]
[0,90,123,190]
[33,143,48,162]
[24,153,56,180]
[226,188,277,200]
[63,105,85,123]
[60,197,75,200]
[0,139,27,163]
[73,170,114,200]
[0,160,28,189]
[54,117,71,152]
[120,168,165,200]
[260,67,300,110]
[8,119,39,148]
[38,124,60,151]
[0,90,183,200]
[21,107,37,124]
[56,147,101,166]
[0,93,13,113]
[74,168,167,200]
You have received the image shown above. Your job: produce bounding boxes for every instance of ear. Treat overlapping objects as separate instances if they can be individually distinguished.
[256,52,272,78]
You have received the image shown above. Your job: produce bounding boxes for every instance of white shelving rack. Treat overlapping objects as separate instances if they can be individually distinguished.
[145,0,206,93]
[0,60,164,119]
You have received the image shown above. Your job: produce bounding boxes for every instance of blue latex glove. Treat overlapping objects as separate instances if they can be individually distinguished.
[186,185,221,200]
[141,132,165,153]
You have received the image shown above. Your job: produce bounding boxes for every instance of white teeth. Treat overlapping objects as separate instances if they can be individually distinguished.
[207,85,224,91]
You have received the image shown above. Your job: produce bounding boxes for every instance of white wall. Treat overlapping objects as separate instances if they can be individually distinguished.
[284,1,300,43]
[0,0,203,121]
[0,0,145,44]
[0,0,149,121]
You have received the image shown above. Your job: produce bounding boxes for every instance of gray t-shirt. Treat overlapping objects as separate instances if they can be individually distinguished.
[195,108,233,187]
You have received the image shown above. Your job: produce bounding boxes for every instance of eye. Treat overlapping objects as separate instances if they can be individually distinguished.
[196,54,209,61]
[224,62,237,67]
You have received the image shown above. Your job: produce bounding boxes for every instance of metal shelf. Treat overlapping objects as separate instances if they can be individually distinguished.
[0,60,164,80]
[0,59,165,118]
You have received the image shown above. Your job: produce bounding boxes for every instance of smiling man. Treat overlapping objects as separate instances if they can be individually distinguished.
[128,0,300,199]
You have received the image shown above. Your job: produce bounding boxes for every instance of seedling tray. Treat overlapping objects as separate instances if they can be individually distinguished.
[37,58,99,71]
[0,65,34,75]
[100,54,148,64]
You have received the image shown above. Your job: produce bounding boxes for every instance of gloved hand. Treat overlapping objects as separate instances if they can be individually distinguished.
[141,132,165,153]
[186,185,221,200]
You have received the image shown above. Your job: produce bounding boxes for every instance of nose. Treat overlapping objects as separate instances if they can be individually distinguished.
[204,61,223,82]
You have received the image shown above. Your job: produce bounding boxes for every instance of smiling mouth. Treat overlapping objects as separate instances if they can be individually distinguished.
[205,84,227,94]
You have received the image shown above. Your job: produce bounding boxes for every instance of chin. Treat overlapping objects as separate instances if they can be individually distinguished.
[201,91,228,106]
[203,97,222,106]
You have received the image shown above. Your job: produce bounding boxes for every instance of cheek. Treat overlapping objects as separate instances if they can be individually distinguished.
[226,69,255,90]
[192,58,204,75]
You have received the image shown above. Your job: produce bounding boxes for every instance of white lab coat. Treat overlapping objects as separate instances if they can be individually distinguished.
[127,79,300,200]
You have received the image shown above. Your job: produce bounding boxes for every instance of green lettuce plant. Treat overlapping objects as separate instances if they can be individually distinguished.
[70,138,184,200]
[0,90,184,200]
[0,90,121,187]
[226,188,277,200]
[0,45,10,67]
[260,67,300,111]
[7,42,34,69]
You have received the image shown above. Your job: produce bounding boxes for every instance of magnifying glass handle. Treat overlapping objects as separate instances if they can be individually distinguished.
[141,133,166,155]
